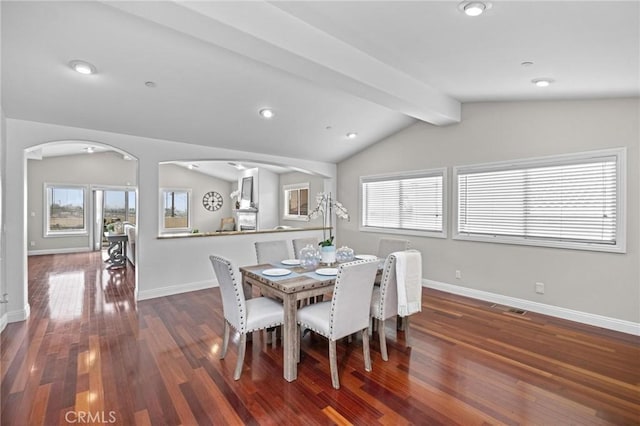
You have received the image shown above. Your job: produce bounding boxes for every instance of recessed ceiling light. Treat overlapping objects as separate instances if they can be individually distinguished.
[85,146,95,154]
[187,164,199,170]
[259,108,274,119]
[532,78,554,87]
[458,1,491,16]
[346,132,358,139]
[227,162,245,170]
[123,154,132,161]
[145,81,157,88]
[521,61,534,67]
[69,60,96,75]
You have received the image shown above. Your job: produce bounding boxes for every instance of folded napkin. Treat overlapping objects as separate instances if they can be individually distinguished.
[395,250,422,317]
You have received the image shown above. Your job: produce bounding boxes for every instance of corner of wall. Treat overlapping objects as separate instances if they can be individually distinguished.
[4,303,30,326]
[0,312,7,333]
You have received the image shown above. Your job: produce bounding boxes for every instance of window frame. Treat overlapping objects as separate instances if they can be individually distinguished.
[159,188,192,233]
[453,148,626,253]
[359,168,447,238]
[282,183,310,221]
[44,183,88,237]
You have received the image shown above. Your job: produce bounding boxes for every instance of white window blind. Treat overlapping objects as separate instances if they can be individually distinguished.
[361,169,445,236]
[455,149,625,252]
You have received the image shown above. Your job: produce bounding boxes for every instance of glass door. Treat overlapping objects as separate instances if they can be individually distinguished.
[104,190,136,225]
[95,189,136,249]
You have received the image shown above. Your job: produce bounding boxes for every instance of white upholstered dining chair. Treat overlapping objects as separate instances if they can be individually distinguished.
[377,238,410,259]
[209,255,284,380]
[370,250,422,361]
[297,259,379,389]
[255,240,291,264]
[292,237,318,259]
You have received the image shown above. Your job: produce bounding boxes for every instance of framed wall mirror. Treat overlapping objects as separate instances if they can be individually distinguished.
[241,176,253,206]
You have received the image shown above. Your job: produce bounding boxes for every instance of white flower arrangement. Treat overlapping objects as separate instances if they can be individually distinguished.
[308,192,349,246]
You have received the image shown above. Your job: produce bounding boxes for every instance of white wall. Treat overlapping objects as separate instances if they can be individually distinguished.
[0,106,6,331]
[0,1,7,331]
[159,164,233,233]
[143,228,325,300]
[338,99,639,327]
[27,152,137,252]
[257,168,279,229]
[3,118,336,324]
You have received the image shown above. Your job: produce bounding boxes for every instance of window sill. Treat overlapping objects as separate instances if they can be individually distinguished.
[45,231,89,238]
[359,226,446,239]
[453,233,626,253]
[282,216,310,222]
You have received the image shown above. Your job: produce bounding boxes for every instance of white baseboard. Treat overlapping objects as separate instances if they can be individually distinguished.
[0,312,7,333]
[4,303,30,324]
[424,279,640,336]
[2,304,31,332]
[138,280,217,301]
[28,247,91,256]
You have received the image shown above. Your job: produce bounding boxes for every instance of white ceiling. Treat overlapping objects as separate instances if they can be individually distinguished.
[3,1,639,170]
[167,160,295,183]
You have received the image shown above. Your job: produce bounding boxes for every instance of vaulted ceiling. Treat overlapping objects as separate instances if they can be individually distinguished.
[2,1,638,164]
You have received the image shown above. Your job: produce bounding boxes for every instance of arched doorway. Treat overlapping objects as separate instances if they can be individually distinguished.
[24,140,139,311]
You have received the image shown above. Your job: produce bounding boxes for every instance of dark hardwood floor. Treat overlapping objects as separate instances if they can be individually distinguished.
[1,252,639,425]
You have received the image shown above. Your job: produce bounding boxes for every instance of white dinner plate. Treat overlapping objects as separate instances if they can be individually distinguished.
[262,268,292,277]
[355,254,378,260]
[315,268,338,276]
[281,259,301,266]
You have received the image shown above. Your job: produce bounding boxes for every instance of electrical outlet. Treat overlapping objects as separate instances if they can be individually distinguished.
[30,241,35,247]
[535,282,545,294]
[455,270,462,279]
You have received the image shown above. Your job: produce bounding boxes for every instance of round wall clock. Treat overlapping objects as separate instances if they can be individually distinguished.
[202,191,223,211]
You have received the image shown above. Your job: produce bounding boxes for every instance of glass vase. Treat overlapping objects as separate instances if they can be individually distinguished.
[299,244,320,270]
[336,246,355,263]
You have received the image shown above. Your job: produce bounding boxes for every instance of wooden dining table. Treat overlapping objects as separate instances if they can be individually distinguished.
[239,263,337,382]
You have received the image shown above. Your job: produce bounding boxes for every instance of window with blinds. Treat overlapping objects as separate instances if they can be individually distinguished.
[360,169,446,237]
[454,148,626,253]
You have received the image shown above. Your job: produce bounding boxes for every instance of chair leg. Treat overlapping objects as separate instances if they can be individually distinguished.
[397,315,405,331]
[262,329,268,348]
[233,333,247,380]
[404,316,411,347]
[272,327,277,349]
[220,321,230,359]
[378,319,388,361]
[329,340,340,389]
[362,328,372,372]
